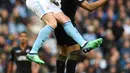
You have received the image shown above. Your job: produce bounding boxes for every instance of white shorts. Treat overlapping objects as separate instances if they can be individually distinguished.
[26,0,62,18]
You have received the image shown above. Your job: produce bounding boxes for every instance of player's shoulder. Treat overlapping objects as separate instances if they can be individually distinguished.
[12,46,19,50]
[10,46,20,53]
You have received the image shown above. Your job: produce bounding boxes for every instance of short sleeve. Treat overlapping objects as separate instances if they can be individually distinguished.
[78,0,85,5]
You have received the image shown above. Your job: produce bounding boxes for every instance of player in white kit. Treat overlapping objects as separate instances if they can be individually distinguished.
[26,0,103,64]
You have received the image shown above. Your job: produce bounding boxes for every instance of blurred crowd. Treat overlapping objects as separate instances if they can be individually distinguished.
[0,0,130,73]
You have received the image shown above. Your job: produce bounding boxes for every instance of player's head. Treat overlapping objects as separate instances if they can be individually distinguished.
[19,31,28,44]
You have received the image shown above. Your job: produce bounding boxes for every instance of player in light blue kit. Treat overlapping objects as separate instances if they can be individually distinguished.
[26,0,103,64]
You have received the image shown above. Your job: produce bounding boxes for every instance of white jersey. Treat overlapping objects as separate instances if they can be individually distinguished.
[26,0,62,18]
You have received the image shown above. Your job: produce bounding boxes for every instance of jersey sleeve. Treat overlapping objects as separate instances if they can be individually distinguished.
[78,0,85,5]
[9,48,15,61]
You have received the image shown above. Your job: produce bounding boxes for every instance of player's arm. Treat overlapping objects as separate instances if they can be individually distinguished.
[7,49,14,73]
[7,61,13,73]
[80,0,107,12]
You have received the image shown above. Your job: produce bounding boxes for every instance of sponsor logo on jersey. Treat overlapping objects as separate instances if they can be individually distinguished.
[17,56,28,61]
[78,0,82,1]
[16,50,21,53]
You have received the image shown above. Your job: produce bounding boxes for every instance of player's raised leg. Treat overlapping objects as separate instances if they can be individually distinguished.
[54,12,103,53]
[27,13,57,64]
[26,0,58,64]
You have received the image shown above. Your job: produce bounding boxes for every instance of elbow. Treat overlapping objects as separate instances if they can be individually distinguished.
[81,4,94,12]
[87,8,94,12]
[104,0,107,3]
[88,10,93,12]
[85,5,95,12]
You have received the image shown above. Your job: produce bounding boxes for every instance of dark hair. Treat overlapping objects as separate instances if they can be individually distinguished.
[19,31,27,36]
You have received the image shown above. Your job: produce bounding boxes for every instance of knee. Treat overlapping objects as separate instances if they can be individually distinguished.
[57,54,67,61]
[61,16,70,24]
[59,46,68,56]
[42,13,57,29]
[45,18,57,28]
[68,50,81,60]
[60,51,68,56]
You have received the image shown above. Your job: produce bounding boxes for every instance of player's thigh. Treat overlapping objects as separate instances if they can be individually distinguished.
[58,45,68,56]
[58,44,80,56]
[66,44,80,54]
[48,3,68,24]
[54,11,71,24]
[26,0,57,28]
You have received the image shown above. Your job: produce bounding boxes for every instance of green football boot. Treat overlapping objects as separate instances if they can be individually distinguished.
[26,54,45,65]
[82,38,103,53]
